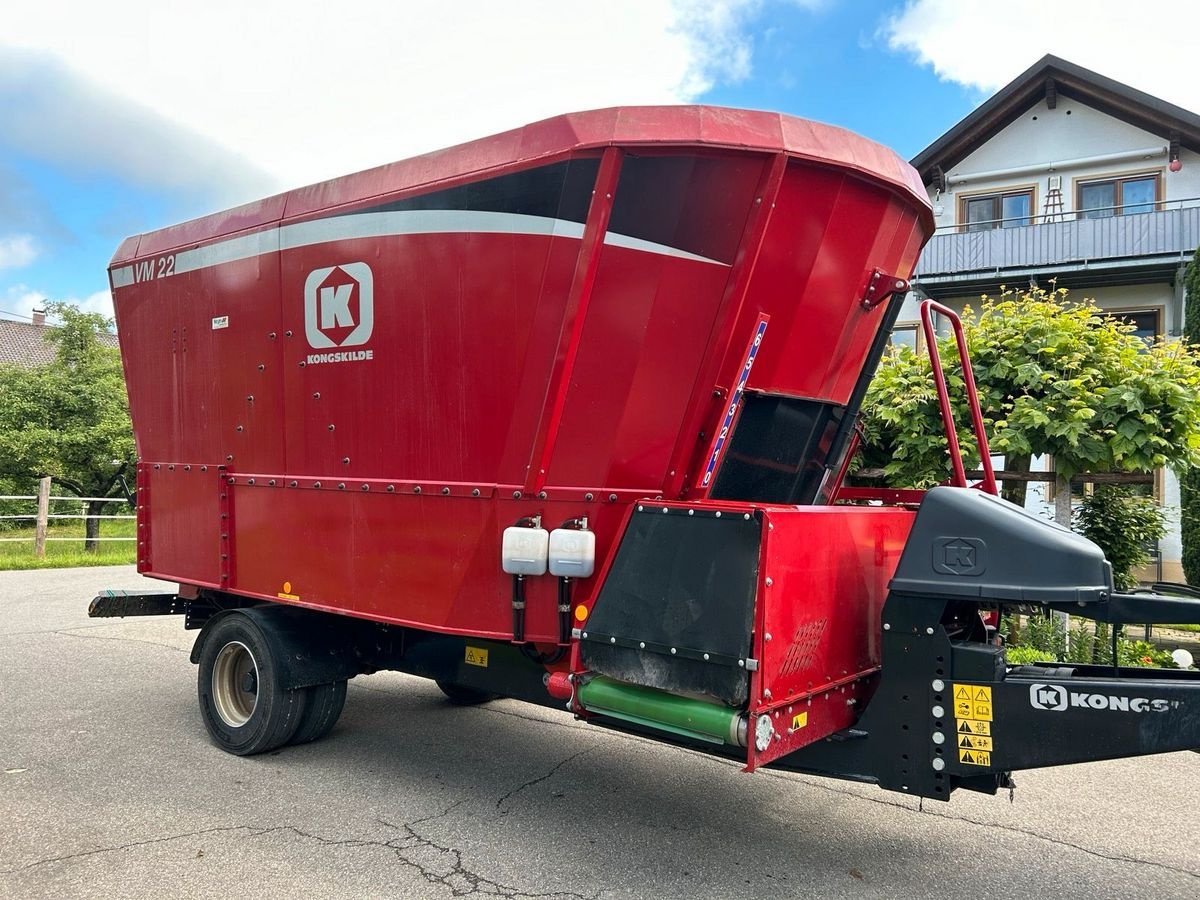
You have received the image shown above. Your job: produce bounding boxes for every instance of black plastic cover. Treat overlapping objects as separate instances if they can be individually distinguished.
[890,486,1112,604]
[581,508,760,706]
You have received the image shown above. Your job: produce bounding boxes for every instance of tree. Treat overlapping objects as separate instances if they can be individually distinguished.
[1182,247,1200,585]
[861,287,1200,513]
[0,302,135,551]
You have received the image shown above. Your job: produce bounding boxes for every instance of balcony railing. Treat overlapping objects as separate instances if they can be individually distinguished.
[915,198,1200,280]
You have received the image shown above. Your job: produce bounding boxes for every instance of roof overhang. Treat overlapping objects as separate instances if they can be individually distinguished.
[911,55,1200,187]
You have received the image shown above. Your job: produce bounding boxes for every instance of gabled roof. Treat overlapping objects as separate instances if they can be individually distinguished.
[0,319,119,368]
[911,55,1200,185]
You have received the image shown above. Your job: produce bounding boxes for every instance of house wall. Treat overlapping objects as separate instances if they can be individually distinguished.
[928,99,1200,231]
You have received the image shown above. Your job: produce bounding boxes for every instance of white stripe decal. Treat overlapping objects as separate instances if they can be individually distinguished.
[110,210,728,289]
[281,210,585,249]
[602,232,727,265]
[174,228,280,276]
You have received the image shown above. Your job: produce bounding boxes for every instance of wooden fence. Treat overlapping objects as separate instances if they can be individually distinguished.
[0,477,135,557]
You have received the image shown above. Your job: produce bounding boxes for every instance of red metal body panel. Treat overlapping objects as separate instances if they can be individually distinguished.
[747,505,915,768]
[562,499,914,768]
[111,105,932,648]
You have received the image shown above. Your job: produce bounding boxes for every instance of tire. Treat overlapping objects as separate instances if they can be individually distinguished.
[288,680,348,746]
[197,613,308,755]
[436,680,499,706]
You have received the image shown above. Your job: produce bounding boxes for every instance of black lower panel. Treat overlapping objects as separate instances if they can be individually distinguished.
[580,507,760,705]
[711,394,844,505]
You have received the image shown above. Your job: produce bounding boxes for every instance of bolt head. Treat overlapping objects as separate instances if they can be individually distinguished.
[932,705,945,718]
[932,732,945,745]
[932,679,945,692]
[925,627,935,635]
[932,757,946,772]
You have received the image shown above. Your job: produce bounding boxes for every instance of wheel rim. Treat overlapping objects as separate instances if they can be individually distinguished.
[211,641,259,727]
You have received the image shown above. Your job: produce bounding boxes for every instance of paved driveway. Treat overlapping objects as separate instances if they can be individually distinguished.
[2,566,1198,898]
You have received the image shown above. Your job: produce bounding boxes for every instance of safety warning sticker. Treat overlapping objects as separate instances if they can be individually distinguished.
[952,683,996,766]
[958,733,993,752]
[957,719,990,736]
[464,646,489,667]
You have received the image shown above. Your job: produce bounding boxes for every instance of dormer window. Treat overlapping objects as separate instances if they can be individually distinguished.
[1077,173,1159,218]
[959,188,1034,232]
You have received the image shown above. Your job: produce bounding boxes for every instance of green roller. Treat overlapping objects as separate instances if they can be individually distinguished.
[577,676,747,747]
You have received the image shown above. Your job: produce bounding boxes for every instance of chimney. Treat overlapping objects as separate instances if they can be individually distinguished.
[31,309,46,327]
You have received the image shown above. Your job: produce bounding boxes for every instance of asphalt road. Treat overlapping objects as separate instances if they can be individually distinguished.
[2,567,1198,899]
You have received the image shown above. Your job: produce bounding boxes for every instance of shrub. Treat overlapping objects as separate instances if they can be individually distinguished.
[1074,485,1166,590]
[1019,613,1066,658]
[1005,646,1057,665]
[1117,639,1179,669]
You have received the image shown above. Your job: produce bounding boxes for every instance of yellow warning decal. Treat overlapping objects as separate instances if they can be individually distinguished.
[959,748,991,766]
[957,719,990,737]
[958,733,993,752]
[954,683,992,721]
[791,711,808,731]
[464,646,489,667]
[952,684,997,766]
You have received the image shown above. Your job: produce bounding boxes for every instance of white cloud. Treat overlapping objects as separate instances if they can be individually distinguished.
[1,2,774,201]
[0,234,38,271]
[0,49,280,204]
[885,1,1200,114]
[1,285,112,323]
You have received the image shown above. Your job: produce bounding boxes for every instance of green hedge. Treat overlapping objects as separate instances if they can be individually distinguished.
[1184,246,1200,586]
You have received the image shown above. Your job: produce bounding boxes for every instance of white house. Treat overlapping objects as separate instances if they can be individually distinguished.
[904,55,1200,582]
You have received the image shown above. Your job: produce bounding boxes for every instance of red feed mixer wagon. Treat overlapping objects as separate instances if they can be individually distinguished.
[94,106,1200,802]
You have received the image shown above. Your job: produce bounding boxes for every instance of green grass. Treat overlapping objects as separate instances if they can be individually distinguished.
[0,518,137,570]
[1163,623,1200,633]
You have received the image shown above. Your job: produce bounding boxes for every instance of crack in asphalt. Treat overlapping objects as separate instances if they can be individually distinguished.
[494,747,597,812]
[374,804,600,900]
[783,774,1200,880]
[50,628,189,653]
[2,811,598,900]
[1,622,141,638]
[1,825,256,874]
[352,683,1197,879]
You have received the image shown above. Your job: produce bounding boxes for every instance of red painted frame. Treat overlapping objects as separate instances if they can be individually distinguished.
[919,299,998,496]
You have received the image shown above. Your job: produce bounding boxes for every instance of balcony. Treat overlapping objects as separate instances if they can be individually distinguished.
[913,200,1200,297]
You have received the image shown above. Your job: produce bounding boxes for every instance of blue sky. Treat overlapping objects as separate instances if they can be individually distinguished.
[2,0,1195,323]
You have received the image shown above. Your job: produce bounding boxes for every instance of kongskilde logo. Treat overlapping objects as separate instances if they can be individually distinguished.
[1029,683,1068,711]
[1028,682,1172,713]
[304,262,374,359]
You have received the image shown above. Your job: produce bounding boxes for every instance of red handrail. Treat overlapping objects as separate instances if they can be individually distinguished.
[918,299,999,496]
